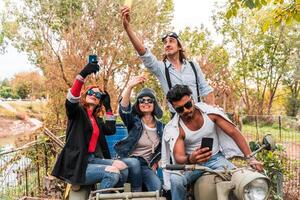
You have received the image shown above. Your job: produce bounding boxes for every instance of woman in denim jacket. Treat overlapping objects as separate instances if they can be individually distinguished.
[114,76,164,192]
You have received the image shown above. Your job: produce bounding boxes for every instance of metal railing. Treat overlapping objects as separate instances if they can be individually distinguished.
[239,115,300,199]
[0,130,64,200]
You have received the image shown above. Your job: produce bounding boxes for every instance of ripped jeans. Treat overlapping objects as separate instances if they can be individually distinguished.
[84,154,128,189]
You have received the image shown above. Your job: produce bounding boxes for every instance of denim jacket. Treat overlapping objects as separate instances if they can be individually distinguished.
[114,102,164,167]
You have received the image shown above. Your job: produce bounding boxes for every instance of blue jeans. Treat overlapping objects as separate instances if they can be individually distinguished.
[84,155,128,189]
[170,152,235,200]
[122,157,162,192]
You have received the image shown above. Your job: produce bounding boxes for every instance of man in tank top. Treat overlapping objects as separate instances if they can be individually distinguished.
[161,84,263,200]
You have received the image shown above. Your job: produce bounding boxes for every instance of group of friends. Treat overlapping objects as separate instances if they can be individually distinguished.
[51,6,263,200]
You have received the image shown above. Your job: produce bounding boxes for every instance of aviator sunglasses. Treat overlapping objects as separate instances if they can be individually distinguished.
[161,32,179,42]
[87,89,103,100]
[138,98,154,104]
[174,97,193,113]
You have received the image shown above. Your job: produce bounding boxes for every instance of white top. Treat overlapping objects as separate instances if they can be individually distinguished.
[131,123,159,163]
[179,111,220,156]
[161,102,244,190]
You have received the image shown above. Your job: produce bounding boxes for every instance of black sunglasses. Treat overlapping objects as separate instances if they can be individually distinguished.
[161,32,179,41]
[87,89,103,100]
[138,98,154,104]
[174,98,193,113]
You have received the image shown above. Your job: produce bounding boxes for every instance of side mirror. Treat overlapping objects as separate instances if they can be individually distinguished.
[262,134,276,151]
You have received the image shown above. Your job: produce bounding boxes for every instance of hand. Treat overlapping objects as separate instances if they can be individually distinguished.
[128,76,146,88]
[102,91,112,112]
[248,157,264,172]
[121,6,131,29]
[189,147,212,164]
[79,63,100,78]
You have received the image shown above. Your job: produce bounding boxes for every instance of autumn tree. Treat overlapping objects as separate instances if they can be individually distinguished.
[10,71,46,99]
[3,0,174,129]
[179,27,235,111]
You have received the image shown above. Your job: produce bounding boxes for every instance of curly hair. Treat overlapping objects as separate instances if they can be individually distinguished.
[166,84,192,104]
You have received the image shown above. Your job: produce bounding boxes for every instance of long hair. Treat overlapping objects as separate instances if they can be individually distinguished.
[80,85,104,117]
[163,39,187,63]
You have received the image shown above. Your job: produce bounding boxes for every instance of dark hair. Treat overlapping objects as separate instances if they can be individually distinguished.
[163,38,187,63]
[80,85,103,117]
[166,84,192,103]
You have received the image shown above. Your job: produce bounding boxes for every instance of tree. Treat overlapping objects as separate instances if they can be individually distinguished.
[214,8,299,115]
[3,0,174,128]
[179,27,235,112]
[10,71,46,99]
[226,0,300,30]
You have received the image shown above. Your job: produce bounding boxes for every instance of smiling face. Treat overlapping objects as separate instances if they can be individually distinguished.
[85,88,102,107]
[172,95,195,121]
[162,36,181,57]
[138,96,155,114]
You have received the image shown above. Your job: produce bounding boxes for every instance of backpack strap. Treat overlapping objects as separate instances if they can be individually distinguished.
[164,61,172,90]
[189,61,201,102]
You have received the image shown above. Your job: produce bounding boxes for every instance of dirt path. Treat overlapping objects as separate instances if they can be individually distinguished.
[0,101,43,147]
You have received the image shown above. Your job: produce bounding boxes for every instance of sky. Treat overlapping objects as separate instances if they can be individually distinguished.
[0,0,225,80]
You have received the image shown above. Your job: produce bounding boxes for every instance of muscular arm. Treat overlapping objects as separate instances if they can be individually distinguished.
[208,114,251,157]
[173,127,188,164]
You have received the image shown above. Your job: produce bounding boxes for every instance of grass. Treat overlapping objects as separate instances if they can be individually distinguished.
[5,100,47,119]
[242,123,300,143]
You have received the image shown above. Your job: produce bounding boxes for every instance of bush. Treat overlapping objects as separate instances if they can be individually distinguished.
[251,143,290,200]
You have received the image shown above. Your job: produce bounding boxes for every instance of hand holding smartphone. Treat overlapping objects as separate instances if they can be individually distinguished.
[88,55,98,64]
[200,137,213,151]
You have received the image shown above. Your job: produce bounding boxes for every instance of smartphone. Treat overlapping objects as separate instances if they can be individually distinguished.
[88,55,98,64]
[200,137,213,151]
[124,0,133,8]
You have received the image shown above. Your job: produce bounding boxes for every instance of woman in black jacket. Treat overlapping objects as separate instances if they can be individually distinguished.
[52,62,128,190]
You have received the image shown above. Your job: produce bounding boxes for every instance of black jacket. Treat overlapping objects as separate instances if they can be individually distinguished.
[51,99,116,185]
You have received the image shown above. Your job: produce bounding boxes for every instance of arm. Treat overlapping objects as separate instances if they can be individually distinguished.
[121,6,162,77]
[66,62,99,118]
[121,6,146,55]
[119,76,146,128]
[209,114,263,171]
[173,126,212,164]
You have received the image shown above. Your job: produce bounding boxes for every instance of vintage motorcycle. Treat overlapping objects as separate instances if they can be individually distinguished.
[164,134,275,200]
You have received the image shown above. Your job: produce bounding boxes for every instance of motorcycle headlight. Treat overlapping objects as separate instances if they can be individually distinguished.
[244,178,269,200]
[231,169,271,200]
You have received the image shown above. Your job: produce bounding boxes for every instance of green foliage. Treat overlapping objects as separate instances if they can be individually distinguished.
[0,85,17,98]
[256,147,289,200]
[16,82,31,99]
[226,0,300,29]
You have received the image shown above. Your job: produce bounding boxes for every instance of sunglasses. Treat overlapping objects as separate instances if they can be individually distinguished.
[174,98,193,113]
[161,32,179,41]
[87,89,103,100]
[138,98,154,104]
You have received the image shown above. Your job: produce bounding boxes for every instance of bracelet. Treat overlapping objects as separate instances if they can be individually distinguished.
[187,154,192,164]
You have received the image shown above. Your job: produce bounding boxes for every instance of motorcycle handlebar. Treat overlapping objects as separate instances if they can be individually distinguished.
[165,164,186,170]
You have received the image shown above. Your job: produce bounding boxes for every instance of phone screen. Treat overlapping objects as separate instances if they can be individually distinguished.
[124,0,133,8]
[200,137,213,151]
[88,55,98,64]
